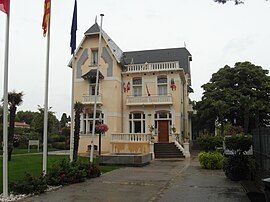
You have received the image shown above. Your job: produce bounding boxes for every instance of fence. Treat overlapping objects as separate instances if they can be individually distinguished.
[252,127,270,173]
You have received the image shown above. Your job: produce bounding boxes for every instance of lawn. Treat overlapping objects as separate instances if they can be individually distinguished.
[0,151,119,193]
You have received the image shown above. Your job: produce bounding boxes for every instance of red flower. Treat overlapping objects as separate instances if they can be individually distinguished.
[60,172,65,179]
[89,166,94,171]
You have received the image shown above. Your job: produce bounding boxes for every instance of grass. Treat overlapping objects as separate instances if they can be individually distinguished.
[0,151,119,193]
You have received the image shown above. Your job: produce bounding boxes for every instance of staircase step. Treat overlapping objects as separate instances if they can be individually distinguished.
[154,143,184,159]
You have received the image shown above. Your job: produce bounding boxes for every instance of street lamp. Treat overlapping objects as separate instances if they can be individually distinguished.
[98,115,102,156]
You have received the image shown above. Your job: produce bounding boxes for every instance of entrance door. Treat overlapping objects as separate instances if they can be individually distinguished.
[158,120,169,143]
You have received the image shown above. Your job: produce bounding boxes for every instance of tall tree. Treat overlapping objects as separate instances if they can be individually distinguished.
[7,91,24,161]
[197,62,270,134]
[73,102,84,161]
[60,113,69,128]
[16,110,38,125]
[32,106,60,140]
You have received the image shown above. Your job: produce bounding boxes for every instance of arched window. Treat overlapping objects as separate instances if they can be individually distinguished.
[129,112,145,133]
[157,76,167,95]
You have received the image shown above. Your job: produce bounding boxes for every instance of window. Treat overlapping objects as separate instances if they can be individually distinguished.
[82,112,104,134]
[157,77,167,95]
[133,78,142,96]
[89,77,99,96]
[91,50,98,65]
[129,112,145,133]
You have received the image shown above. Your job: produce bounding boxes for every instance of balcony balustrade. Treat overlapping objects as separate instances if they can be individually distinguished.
[82,94,102,105]
[111,133,152,142]
[124,61,180,73]
[126,94,173,106]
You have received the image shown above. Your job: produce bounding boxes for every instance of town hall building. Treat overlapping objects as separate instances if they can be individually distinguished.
[69,22,193,158]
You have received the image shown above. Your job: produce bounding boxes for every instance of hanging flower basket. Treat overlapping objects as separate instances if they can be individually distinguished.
[95,124,109,133]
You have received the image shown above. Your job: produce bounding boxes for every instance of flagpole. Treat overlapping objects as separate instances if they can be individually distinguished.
[42,1,51,175]
[70,54,75,161]
[2,1,11,197]
[69,0,77,162]
[90,14,104,163]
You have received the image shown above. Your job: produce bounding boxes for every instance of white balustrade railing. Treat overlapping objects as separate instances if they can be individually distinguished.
[111,133,152,142]
[126,95,172,105]
[82,94,102,104]
[124,61,180,73]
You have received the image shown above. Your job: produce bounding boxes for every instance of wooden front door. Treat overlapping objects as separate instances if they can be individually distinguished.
[158,120,169,143]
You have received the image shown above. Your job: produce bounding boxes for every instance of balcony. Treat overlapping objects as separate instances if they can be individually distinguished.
[82,94,102,105]
[126,94,173,106]
[123,61,180,73]
[111,133,152,142]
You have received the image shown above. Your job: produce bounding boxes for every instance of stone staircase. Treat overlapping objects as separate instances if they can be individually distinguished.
[154,143,184,158]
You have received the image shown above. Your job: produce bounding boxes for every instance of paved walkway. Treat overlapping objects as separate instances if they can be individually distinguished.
[23,154,249,202]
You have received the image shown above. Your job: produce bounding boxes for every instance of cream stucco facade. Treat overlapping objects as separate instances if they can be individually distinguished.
[69,23,193,156]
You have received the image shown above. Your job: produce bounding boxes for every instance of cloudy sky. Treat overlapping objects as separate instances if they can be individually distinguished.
[0,0,269,119]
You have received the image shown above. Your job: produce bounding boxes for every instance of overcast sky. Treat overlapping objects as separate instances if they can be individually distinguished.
[0,0,269,119]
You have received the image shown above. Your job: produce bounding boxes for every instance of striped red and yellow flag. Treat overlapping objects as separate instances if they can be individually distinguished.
[42,0,51,37]
[0,0,9,14]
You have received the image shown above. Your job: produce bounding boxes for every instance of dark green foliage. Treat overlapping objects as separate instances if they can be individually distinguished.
[223,155,256,181]
[9,173,47,195]
[198,151,224,169]
[46,159,100,186]
[196,62,270,134]
[7,91,24,161]
[225,135,252,155]
[73,102,84,161]
[60,113,69,129]
[214,0,244,4]
[197,134,223,151]
[51,142,67,150]
[223,134,255,181]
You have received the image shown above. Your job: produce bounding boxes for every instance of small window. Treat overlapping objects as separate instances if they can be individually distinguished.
[91,50,98,65]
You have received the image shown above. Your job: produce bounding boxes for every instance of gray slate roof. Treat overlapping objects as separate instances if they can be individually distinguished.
[85,24,192,74]
[122,48,192,74]
[85,23,123,63]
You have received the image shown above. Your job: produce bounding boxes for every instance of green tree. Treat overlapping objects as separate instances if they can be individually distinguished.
[32,106,60,140]
[7,91,24,161]
[196,62,270,134]
[60,113,69,129]
[16,110,38,125]
[214,0,267,4]
[73,102,84,161]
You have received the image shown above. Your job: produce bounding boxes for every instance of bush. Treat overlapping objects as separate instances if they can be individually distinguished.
[46,159,101,186]
[197,135,223,151]
[223,155,256,181]
[51,142,66,150]
[224,135,252,155]
[198,151,224,169]
[10,173,47,195]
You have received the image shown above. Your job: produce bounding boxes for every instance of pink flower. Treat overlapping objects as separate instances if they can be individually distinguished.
[96,124,109,133]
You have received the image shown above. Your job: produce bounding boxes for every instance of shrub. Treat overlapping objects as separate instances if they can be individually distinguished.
[197,135,223,151]
[9,173,47,195]
[224,135,252,155]
[223,155,256,181]
[198,151,224,169]
[51,142,66,150]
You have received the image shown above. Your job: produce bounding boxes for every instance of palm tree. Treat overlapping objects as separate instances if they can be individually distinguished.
[73,102,84,161]
[8,91,23,161]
